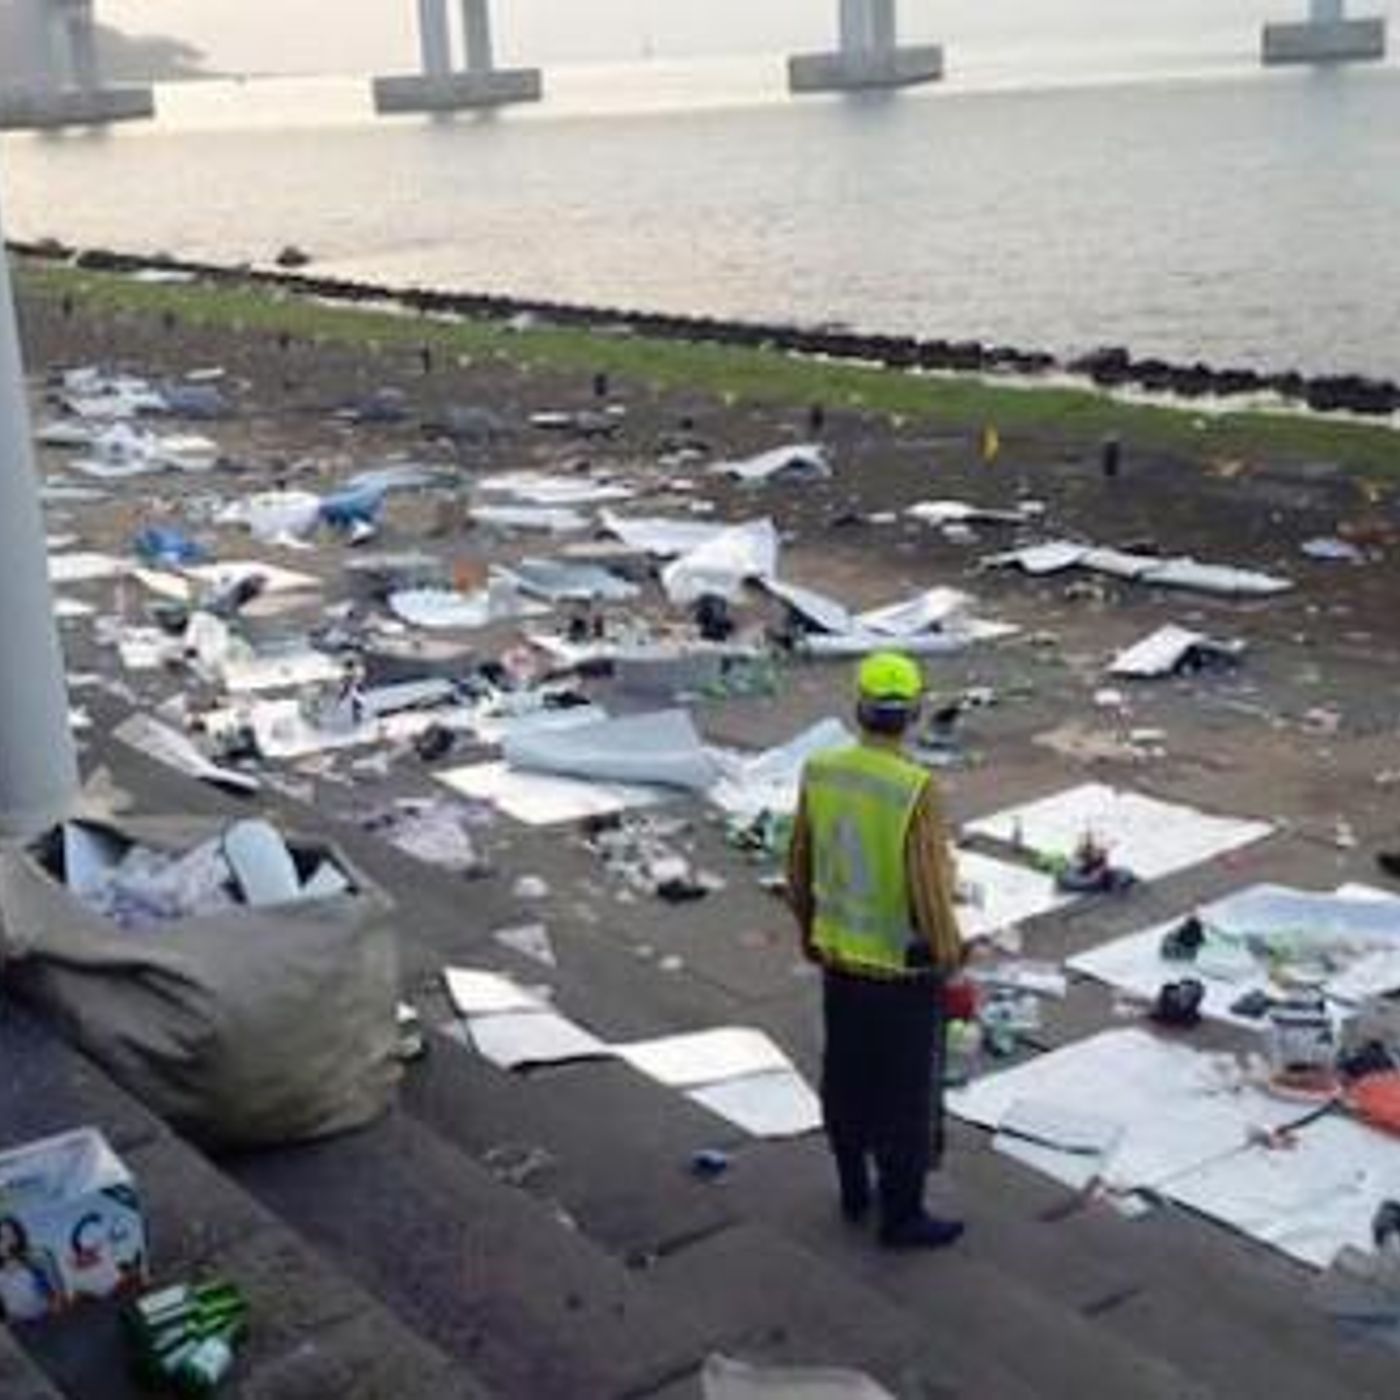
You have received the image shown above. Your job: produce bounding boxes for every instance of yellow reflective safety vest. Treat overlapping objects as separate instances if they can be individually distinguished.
[804,743,928,976]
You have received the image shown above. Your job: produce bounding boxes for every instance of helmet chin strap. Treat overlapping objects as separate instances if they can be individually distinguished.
[857,697,922,736]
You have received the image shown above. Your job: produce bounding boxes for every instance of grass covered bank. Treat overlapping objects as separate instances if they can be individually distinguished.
[15,255,1399,478]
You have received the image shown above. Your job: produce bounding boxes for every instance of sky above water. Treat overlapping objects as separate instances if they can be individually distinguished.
[101,0,1400,73]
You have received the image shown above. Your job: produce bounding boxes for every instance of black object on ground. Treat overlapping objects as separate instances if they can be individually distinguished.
[1152,978,1206,1028]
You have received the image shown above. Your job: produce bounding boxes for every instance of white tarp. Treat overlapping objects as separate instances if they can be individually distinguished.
[964,783,1274,883]
[907,500,1033,527]
[1109,624,1245,679]
[985,542,1292,597]
[710,444,829,485]
[505,558,639,603]
[472,504,591,533]
[436,761,670,825]
[947,1028,1313,1193]
[1162,1115,1400,1269]
[477,471,634,506]
[661,519,779,604]
[113,714,260,793]
[388,586,549,631]
[708,718,854,821]
[598,511,728,558]
[758,579,856,635]
[217,490,323,542]
[504,709,720,792]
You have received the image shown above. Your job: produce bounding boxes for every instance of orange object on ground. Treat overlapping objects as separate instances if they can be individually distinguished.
[1346,1071,1400,1136]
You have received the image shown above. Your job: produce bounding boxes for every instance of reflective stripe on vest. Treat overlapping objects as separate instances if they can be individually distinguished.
[804,743,927,975]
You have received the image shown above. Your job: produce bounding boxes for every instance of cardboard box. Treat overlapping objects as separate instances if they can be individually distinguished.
[0,1127,147,1323]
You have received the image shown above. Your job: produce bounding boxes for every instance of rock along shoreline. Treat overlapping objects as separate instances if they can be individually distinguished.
[12,237,1400,421]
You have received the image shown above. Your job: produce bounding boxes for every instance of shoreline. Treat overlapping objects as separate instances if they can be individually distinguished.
[11,241,1400,474]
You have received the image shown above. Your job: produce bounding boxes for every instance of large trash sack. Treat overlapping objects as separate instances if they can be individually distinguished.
[0,816,401,1149]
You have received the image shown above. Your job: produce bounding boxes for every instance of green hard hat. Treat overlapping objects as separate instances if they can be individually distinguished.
[856,651,923,703]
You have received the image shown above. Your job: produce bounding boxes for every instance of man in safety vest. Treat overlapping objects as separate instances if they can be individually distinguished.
[788,651,966,1249]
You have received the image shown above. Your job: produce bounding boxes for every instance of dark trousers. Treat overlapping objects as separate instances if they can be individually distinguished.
[821,968,945,1229]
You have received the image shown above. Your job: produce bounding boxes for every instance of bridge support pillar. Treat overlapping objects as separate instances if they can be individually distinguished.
[0,0,154,131]
[790,0,943,94]
[1263,0,1386,64]
[373,0,541,114]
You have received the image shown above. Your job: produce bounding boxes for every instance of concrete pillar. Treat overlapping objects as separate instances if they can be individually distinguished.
[790,0,943,93]
[461,0,493,74]
[418,0,451,78]
[0,0,154,129]
[839,0,870,55]
[0,234,80,839]
[868,0,897,54]
[373,0,541,114]
[66,1,99,92]
[1263,0,1387,63]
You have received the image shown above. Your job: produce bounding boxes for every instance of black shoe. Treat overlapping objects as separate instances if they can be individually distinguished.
[1378,853,1400,881]
[879,1214,966,1250]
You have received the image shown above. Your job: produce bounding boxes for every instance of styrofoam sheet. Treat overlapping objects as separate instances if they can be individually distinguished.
[947,1028,1311,1192]
[615,1027,794,1089]
[436,760,670,825]
[504,709,719,792]
[954,850,1073,944]
[964,783,1273,883]
[1162,1115,1400,1269]
[707,718,853,820]
[468,1010,610,1070]
[687,1069,822,1138]
[444,968,546,1016]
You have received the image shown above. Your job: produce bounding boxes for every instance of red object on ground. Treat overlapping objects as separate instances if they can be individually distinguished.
[1347,1071,1400,1136]
[942,979,978,1022]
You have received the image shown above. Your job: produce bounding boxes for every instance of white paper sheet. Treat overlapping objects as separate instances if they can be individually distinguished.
[687,1069,823,1138]
[615,1027,794,1089]
[953,850,1072,944]
[477,471,634,506]
[964,783,1273,883]
[468,1010,610,1069]
[947,1028,1310,1192]
[992,1099,1126,1192]
[436,760,670,824]
[444,968,547,1016]
[1162,1115,1400,1269]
